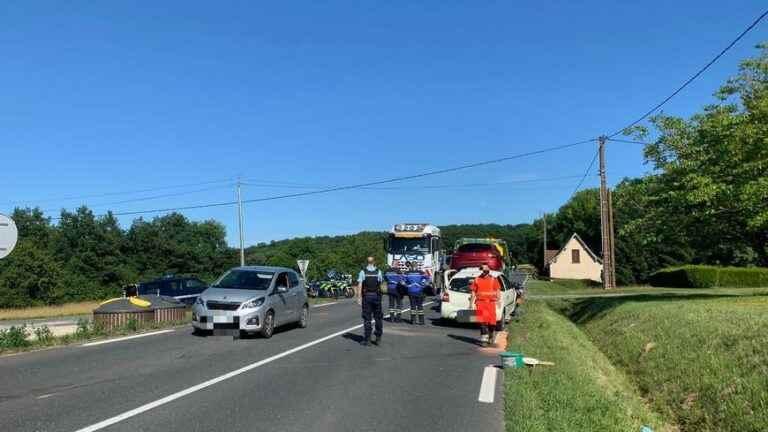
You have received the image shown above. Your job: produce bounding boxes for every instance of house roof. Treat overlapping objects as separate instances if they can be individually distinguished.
[544,250,559,265]
[547,233,602,265]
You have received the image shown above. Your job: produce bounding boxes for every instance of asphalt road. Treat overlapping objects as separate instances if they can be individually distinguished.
[0,299,505,432]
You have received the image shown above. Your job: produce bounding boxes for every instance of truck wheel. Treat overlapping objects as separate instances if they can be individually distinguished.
[261,311,275,338]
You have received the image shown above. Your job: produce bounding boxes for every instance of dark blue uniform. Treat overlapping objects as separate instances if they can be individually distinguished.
[360,267,383,343]
[384,270,405,322]
[406,271,429,325]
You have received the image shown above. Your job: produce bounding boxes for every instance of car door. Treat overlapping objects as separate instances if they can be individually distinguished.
[271,272,292,325]
[500,275,515,315]
[496,275,508,319]
[287,272,303,321]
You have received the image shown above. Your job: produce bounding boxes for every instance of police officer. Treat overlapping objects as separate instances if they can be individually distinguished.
[357,256,384,346]
[405,261,428,325]
[384,260,405,323]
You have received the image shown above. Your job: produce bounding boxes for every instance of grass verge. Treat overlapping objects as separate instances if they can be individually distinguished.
[527,280,768,297]
[504,300,673,432]
[554,293,768,432]
[0,301,100,321]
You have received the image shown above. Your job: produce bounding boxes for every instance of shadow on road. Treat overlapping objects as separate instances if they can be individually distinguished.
[447,334,482,347]
[341,332,365,344]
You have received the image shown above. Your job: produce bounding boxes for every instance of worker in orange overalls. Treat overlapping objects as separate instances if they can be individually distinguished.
[469,264,501,346]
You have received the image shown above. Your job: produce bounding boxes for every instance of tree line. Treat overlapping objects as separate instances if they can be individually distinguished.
[1,44,766,307]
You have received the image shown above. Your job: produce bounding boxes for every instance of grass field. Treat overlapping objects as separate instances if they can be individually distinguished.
[0,301,99,321]
[504,300,673,432]
[553,293,768,432]
[526,279,768,297]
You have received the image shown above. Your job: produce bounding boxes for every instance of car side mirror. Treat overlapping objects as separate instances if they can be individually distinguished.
[277,286,288,294]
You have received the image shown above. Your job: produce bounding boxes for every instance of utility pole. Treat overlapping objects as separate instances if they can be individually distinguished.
[237,179,245,267]
[542,212,547,270]
[598,136,616,289]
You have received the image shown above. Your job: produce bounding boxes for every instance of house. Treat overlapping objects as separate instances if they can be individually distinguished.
[547,233,603,282]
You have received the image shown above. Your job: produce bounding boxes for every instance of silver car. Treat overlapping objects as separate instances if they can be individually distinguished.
[191,266,309,338]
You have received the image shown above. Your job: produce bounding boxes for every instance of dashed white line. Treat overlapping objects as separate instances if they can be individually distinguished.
[478,365,498,403]
[81,330,175,347]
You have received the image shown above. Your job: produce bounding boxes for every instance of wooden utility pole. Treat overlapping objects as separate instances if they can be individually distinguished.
[598,136,616,289]
[607,190,617,288]
[542,212,547,269]
[237,180,245,267]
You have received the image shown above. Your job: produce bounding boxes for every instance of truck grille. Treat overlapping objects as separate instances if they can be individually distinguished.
[206,300,240,311]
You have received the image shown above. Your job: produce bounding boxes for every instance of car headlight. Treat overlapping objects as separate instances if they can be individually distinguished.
[195,297,204,305]
[241,297,265,309]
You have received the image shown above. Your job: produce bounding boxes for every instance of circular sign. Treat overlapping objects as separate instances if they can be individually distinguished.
[0,214,19,259]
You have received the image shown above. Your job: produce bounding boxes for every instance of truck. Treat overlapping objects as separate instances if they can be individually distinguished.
[385,223,444,295]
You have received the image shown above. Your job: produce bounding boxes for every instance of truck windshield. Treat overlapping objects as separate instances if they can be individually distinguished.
[388,237,430,253]
[212,270,274,290]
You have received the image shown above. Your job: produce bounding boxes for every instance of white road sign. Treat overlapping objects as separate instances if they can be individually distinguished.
[0,214,18,260]
[297,259,309,278]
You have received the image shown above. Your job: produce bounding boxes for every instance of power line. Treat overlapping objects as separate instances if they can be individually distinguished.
[40,184,235,213]
[569,148,599,198]
[2,178,235,207]
[241,174,590,191]
[608,7,768,138]
[52,138,595,220]
[607,138,653,146]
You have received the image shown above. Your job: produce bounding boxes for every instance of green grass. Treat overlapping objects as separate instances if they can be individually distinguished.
[527,280,768,297]
[504,301,673,432]
[554,293,768,432]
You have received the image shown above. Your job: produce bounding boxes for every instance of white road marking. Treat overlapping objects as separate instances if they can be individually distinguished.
[478,365,498,403]
[74,300,435,431]
[312,301,339,308]
[81,330,175,347]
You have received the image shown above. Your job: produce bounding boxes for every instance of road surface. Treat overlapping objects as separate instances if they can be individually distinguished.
[0,299,505,432]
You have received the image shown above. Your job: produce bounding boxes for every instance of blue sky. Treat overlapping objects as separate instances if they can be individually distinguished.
[2,1,766,246]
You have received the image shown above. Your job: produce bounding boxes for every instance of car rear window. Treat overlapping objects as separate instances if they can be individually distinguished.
[456,244,494,253]
[449,277,473,293]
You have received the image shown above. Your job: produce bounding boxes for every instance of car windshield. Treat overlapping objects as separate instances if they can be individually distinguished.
[449,277,474,293]
[212,270,274,290]
[388,237,430,253]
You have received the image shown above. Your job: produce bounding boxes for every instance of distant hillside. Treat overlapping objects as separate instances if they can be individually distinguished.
[244,224,541,280]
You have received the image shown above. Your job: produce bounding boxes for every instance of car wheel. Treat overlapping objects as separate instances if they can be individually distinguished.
[299,304,309,328]
[495,309,505,331]
[261,311,275,338]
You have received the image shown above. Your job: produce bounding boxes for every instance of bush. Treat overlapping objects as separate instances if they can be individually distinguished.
[33,325,54,344]
[649,265,768,288]
[0,325,30,349]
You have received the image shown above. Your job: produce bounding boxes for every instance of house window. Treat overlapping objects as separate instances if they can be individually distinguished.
[571,249,580,264]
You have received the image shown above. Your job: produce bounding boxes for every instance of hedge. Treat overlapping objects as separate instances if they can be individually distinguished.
[649,265,768,288]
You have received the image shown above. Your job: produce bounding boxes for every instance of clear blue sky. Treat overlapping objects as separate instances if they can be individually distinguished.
[2,1,766,246]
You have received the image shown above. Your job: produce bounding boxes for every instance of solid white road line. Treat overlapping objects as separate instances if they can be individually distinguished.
[478,365,498,403]
[74,300,436,431]
[312,301,340,308]
[81,330,175,347]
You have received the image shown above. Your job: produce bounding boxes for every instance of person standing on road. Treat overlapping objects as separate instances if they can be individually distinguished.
[384,260,405,323]
[357,256,384,346]
[405,261,428,325]
[469,264,501,346]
